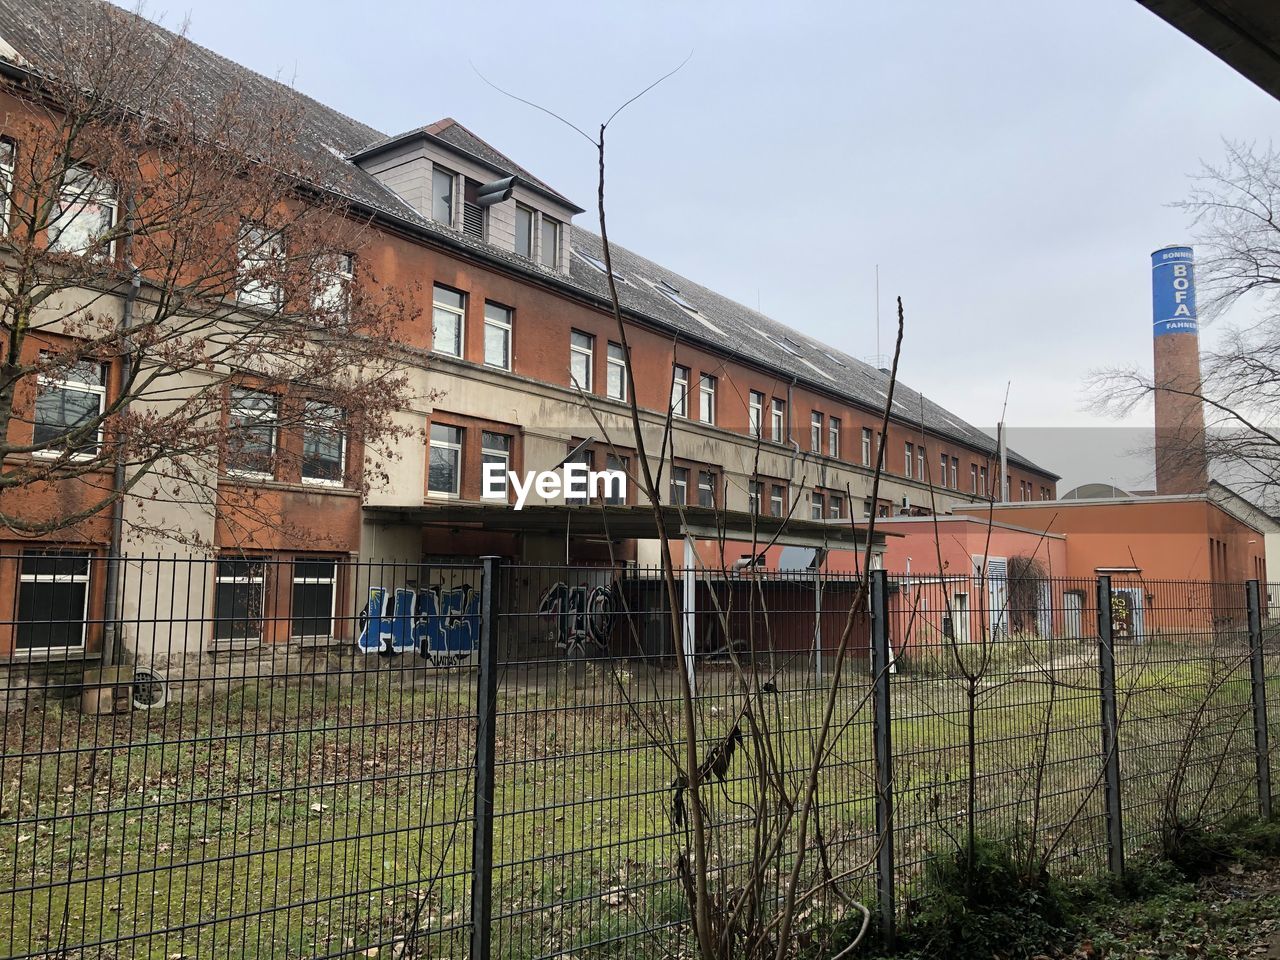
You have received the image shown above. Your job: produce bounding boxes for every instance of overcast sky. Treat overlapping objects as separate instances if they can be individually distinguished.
[142,0,1280,490]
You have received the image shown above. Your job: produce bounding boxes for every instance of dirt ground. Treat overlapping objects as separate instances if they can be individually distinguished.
[1066,857,1280,959]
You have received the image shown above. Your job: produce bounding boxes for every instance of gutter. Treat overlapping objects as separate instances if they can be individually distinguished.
[101,196,140,668]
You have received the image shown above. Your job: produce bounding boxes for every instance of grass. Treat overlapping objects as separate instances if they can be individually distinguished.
[1,635,1275,959]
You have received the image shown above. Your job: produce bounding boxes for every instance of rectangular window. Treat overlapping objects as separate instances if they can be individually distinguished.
[49,166,116,257]
[227,387,277,478]
[432,166,455,225]
[214,557,265,643]
[570,331,594,390]
[483,302,512,370]
[539,216,560,268]
[606,342,627,401]
[428,423,463,497]
[829,417,841,459]
[482,431,510,500]
[0,139,13,233]
[301,401,345,485]
[604,453,627,505]
[951,457,959,490]
[670,466,689,505]
[291,559,337,641]
[33,356,105,459]
[698,375,716,424]
[770,484,785,518]
[749,391,764,438]
[672,365,689,418]
[861,427,872,466]
[236,221,283,307]
[565,446,592,505]
[810,412,823,452]
[771,398,785,443]
[811,491,825,520]
[698,470,716,508]
[830,494,843,519]
[981,465,989,496]
[940,453,949,489]
[749,480,762,514]
[432,285,465,358]
[971,464,979,494]
[917,447,925,483]
[17,550,90,650]
[904,442,914,479]
[515,204,534,259]
[313,252,354,320]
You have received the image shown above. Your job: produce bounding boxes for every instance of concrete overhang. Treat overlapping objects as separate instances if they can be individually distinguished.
[362,502,894,551]
[1136,0,1280,100]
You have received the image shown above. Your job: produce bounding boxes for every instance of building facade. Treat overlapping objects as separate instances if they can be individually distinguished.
[0,0,1058,666]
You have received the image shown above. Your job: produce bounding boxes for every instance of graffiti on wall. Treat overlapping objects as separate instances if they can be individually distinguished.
[356,584,480,665]
[537,581,617,656]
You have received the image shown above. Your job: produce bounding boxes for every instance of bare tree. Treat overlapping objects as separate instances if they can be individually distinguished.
[0,4,416,545]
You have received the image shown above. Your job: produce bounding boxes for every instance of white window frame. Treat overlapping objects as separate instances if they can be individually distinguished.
[17,550,91,652]
[904,442,913,479]
[482,431,511,476]
[483,302,513,370]
[570,331,594,391]
[917,448,925,483]
[606,342,628,401]
[226,387,278,480]
[672,365,689,419]
[829,417,840,459]
[539,215,560,268]
[698,470,715,508]
[940,453,950,489]
[515,203,535,259]
[0,138,13,234]
[670,465,689,505]
[49,165,116,258]
[432,285,465,358]
[861,428,872,466]
[214,557,266,644]
[32,357,106,461]
[830,494,843,519]
[951,457,959,490]
[749,391,764,438]
[811,491,825,521]
[290,558,338,642]
[236,221,283,308]
[810,412,822,452]
[432,165,456,227]
[771,398,785,444]
[770,484,785,518]
[698,375,716,425]
[428,423,463,499]
[313,252,354,320]
[301,400,346,487]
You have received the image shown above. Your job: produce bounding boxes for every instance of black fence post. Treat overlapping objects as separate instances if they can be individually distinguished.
[470,556,502,960]
[1246,579,1272,821]
[870,569,896,947]
[1096,574,1125,878]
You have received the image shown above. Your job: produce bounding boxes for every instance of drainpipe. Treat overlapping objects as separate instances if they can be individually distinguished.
[101,197,139,668]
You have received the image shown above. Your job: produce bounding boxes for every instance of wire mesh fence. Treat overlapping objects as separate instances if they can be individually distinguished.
[0,555,1275,958]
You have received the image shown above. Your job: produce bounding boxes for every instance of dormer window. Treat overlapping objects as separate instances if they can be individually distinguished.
[515,204,534,259]
[432,166,455,226]
[539,216,560,268]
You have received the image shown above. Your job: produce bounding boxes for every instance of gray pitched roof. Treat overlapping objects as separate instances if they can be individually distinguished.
[0,0,1054,479]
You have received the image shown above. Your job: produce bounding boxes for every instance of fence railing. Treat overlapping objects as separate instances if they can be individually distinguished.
[0,555,1275,958]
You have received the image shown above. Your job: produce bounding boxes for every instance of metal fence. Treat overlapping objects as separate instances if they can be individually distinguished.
[0,555,1276,958]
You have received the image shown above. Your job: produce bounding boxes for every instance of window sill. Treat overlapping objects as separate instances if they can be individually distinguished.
[220,476,358,497]
[301,477,346,489]
[2,648,98,663]
[209,638,262,653]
